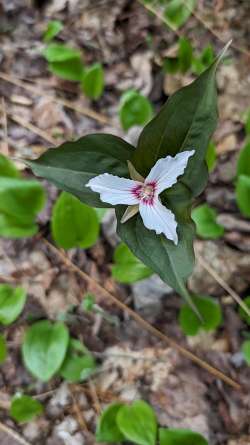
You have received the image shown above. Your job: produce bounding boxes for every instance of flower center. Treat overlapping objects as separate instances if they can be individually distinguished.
[132,182,156,205]
[140,184,155,200]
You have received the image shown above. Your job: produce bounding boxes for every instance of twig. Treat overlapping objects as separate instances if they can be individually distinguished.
[88,380,102,415]
[7,113,57,145]
[0,420,32,445]
[195,250,250,318]
[1,97,9,155]
[0,72,111,125]
[70,384,89,433]
[43,238,241,391]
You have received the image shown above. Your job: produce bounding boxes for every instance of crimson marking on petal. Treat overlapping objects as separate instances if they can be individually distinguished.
[132,184,143,199]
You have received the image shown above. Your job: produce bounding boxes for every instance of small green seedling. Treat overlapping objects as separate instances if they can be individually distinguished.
[51,191,99,249]
[22,320,69,382]
[0,155,46,238]
[82,293,96,312]
[192,204,224,239]
[119,89,153,131]
[0,285,27,325]
[43,43,84,81]
[43,20,63,42]
[59,338,96,383]
[81,63,104,100]
[10,395,43,423]
[82,293,119,326]
[179,295,222,336]
[112,243,153,284]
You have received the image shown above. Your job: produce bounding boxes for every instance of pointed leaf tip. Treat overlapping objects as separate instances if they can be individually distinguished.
[216,39,232,65]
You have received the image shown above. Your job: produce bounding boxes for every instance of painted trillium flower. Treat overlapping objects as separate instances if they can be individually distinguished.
[86,150,195,245]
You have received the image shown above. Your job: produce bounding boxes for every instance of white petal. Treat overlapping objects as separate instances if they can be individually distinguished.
[146,150,195,194]
[86,173,142,205]
[139,198,178,244]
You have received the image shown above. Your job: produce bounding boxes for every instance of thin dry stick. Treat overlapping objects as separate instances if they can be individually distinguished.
[0,420,32,445]
[7,113,58,145]
[88,380,102,415]
[70,384,89,433]
[195,250,250,318]
[43,238,241,391]
[1,97,9,155]
[0,71,110,125]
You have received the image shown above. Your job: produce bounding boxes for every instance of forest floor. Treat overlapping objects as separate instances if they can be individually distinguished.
[0,0,250,444]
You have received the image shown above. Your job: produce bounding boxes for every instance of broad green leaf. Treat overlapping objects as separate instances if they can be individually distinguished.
[179,295,222,336]
[159,428,208,445]
[96,403,125,443]
[0,285,26,326]
[242,340,250,365]
[10,395,43,423]
[178,37,193,73]
[163,57,180,74]
[52,192,99,249]
[164,0,197,30]
[43,43,81,62]
[112,242,153,283]
[22,320,69,381]
[238,296,250,325]
[236,174,250,217]
[0,334,7,363]
[43,20,63,42]
[81,63,104,100]
[59,338,96,383]
[43,43,84,81]
[27,134,135,208]
[0,213,38,239]
[119,90,153,131]
[206,141,217,171]
[0,154,20,178]
[117,400,157,445]
[192,204,224,239]
[49,59,84,82]
[0,178,46,224]
[237,141,250,177]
